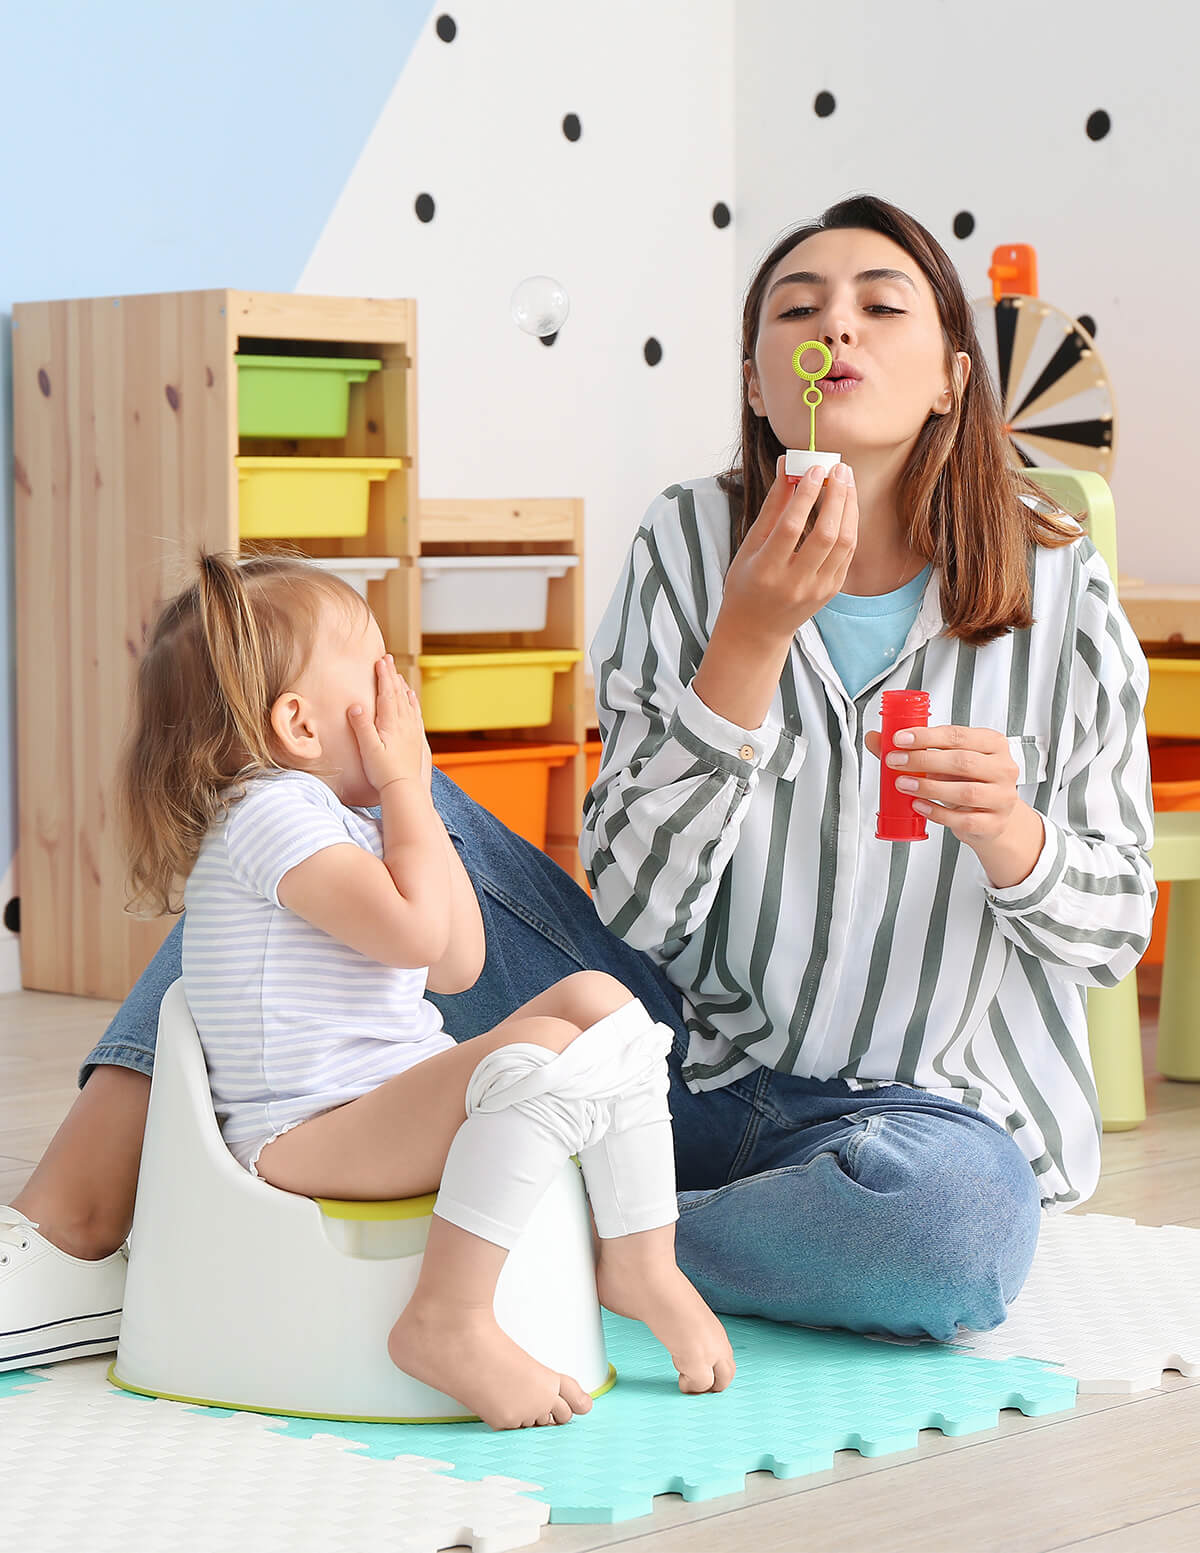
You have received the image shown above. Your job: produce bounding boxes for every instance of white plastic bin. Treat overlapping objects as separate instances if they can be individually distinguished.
[305,556,401,600]
[419,554,579,634]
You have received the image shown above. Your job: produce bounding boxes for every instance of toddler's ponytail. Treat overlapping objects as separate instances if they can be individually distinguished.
[118,550,364,916]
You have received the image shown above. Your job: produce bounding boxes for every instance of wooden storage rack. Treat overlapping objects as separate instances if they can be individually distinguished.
[13,290,587,1000]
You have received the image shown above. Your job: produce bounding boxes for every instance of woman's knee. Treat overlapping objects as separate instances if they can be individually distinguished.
[865,1123,1042,1335]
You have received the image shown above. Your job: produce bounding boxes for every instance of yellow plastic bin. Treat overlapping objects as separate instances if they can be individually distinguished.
[417,649,582,732]
[1145,659,1200,740]
[1145,740,1200,966]
[430,740,578,849]
[237,457,403,539]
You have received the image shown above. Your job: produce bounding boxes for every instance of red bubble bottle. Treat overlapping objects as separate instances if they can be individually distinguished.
[877,689,930,842]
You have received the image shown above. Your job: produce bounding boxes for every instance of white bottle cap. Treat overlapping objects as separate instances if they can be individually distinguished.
[785,449,842,480]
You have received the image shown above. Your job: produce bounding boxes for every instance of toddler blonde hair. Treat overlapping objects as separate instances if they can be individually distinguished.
[119,552,369,916]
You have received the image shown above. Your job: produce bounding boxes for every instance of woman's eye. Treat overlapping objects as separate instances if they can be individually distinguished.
[780,305,815,318]
[866,305,905,315]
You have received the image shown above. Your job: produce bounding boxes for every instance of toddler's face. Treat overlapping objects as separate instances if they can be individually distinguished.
[295,599,389,806]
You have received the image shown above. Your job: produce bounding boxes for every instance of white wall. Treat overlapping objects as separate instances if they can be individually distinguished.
[734,0,1200,584]
[299,0,739,640]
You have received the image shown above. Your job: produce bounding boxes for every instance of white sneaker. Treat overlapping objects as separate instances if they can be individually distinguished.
[0,1208,127,1371]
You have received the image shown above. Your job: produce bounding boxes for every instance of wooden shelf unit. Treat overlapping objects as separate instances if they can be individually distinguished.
[418,498,588,883]
[13,289,588,1001]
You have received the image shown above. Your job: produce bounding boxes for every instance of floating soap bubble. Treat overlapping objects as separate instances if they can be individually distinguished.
[511,275,570,338]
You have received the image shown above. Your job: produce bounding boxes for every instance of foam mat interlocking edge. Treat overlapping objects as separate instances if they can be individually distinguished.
[252,1312,1077,1524]
[952,1213,1200,1393]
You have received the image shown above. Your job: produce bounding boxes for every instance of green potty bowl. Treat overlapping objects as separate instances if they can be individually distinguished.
[236,355,381,438]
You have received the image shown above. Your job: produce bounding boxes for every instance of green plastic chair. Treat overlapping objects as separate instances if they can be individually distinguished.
[1029,468,1200,1130]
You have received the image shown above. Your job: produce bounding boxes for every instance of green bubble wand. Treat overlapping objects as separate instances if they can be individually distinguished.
[785,340,840,484]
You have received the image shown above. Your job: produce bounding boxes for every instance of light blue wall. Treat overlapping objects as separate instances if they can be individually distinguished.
[0,0,432,887]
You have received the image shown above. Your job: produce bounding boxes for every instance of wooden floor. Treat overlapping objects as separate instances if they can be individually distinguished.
[1,980,1197,1553]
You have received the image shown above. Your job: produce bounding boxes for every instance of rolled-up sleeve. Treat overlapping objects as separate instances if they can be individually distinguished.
[986,553,1156,985]
[580,500,805,955]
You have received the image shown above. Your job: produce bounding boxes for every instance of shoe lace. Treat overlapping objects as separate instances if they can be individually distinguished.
[0,1211,37,1258]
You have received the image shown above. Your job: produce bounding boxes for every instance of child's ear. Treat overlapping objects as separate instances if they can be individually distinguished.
[270,692,322,762]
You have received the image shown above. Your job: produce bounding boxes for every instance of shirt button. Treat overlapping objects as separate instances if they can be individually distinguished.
[739,744,756,762]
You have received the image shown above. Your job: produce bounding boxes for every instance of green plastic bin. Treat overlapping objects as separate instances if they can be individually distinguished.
[236,355,381,438]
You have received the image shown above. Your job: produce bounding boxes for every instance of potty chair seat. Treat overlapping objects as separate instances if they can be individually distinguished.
[110,979,612,1422]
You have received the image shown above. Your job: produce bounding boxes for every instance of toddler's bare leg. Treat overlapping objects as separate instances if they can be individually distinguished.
[256,1014,593,1429]
[12,1067,149,1259]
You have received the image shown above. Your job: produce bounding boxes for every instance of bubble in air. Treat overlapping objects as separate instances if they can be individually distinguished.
[511,276,570,338]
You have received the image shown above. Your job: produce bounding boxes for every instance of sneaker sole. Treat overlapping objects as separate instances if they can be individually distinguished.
[0,1309,122,1372]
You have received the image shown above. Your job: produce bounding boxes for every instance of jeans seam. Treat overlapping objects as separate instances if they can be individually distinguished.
[678,1152,841,1215]
[843,1113,881,1175]
[478,879,589,967]
[78,1043,156,1086]
[724,1067,781,1183]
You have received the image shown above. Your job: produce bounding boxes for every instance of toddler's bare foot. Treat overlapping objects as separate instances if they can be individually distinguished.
[388,1299,593,1430]
[595,1236,736,1395]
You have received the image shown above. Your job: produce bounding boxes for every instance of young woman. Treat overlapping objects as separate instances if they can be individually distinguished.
[2,195,1153,1374]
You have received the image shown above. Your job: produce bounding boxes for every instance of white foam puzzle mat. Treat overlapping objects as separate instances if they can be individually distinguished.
[0,1361,548,1553]
[951,1212,1200,1392]
[1,1213,1196,1553]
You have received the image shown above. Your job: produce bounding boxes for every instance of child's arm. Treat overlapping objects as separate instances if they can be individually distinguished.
[277,658,453,970]
[421,729,486,994]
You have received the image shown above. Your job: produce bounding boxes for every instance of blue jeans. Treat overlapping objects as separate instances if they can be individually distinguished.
[83,770,1041,1341]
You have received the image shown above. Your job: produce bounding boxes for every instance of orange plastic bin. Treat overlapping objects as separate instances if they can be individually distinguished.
[1145,741,1200,965]
[431,740,578,851]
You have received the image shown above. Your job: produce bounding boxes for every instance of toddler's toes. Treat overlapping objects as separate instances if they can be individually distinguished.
[712,1353,737,1392]
[559,1374,593,1415]
[677,1359,716,1394]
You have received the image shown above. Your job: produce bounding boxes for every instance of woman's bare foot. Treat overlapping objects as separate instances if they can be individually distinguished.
[595,1232,736,1395]
[388,1298,594,1430]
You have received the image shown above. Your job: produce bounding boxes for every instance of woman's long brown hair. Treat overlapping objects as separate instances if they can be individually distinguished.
[718,194,1075,644]
[118,552,367,917]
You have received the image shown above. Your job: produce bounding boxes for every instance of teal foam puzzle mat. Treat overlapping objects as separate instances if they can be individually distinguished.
[234,1312,1077,1524]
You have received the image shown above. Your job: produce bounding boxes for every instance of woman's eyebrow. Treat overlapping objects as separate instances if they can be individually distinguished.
[767,267,918,297]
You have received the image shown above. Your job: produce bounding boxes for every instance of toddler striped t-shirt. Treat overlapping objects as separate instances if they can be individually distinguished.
[182,768,455,1169]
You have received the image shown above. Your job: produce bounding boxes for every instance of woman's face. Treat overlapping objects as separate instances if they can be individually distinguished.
[745,226,970,460]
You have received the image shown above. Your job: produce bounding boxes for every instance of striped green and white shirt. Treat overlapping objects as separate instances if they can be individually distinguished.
[581,477,1155,1210]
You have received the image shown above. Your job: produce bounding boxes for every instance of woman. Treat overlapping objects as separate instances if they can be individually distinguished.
[1,196,1153,1371]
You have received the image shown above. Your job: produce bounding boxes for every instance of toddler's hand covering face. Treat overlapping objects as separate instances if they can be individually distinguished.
[348,655,429,796]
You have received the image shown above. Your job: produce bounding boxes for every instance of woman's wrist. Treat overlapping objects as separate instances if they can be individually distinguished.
[971,801,1046,890]
[693,613,792,731]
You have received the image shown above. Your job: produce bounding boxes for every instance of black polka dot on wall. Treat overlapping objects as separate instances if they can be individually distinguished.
[3,897,18,934]
[1086,110,1111,141]
[436,14,456,42]
[1077,314,1097,338]
[562,113,582,142]
[644,338,663,367]
[952,211,975,239]
[814,91,836,118]
[414,193,436,223]
[712,202,732,229]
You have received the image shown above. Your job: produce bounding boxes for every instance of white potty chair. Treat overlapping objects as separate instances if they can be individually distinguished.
[110,979,612,1422]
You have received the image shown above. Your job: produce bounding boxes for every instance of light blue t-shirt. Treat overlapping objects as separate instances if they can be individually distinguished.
[814,565,933,698]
